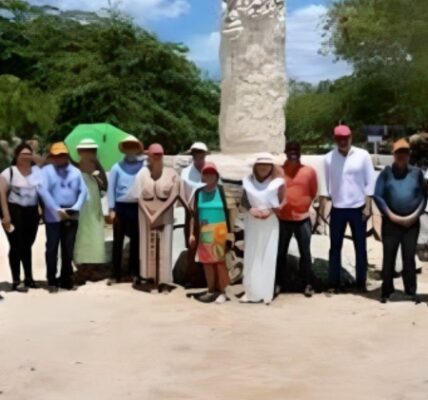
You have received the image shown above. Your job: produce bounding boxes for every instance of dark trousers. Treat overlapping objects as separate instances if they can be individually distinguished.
[45,220,78,286]
[329,207,367,288]
[276,218,312,289]
[381,218,420,297]
[112,203,140,280]
[5,203,39,284]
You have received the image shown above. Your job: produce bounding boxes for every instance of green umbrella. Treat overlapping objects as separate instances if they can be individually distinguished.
[65,123,130,170]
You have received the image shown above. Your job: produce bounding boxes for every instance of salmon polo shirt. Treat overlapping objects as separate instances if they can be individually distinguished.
[279,161,318,221]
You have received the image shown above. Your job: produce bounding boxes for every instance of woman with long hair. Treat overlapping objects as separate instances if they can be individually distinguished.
[240,154,285,305]
[1,143,42,291]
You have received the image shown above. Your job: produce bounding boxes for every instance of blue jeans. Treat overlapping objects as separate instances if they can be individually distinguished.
[45,220,78,286]
[329,207,367,288]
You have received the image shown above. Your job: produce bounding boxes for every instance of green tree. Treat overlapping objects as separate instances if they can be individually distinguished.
[0,0,220,153]
[0,74,57,140]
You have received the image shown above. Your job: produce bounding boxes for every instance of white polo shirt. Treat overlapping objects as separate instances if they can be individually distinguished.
[324,146,375,209]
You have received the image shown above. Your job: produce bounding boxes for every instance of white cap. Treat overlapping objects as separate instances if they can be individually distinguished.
[190,142,208,153]
[76,138,98,150]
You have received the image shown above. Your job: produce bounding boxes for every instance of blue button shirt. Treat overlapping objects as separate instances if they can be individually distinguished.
[107,160,144,209]
[374,165,426,216]
[39,164,88,223]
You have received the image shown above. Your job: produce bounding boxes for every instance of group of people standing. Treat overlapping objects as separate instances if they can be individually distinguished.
[0,124,427,305]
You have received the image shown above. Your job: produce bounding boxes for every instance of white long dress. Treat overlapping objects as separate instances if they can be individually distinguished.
[242,176,284,303]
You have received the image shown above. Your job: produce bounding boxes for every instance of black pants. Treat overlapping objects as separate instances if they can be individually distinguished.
[45,220,78,286]
[112,203,140,280]
[276,218,312,289]
[329,207,367,288]
[4,203,39,284]
[381,218,420,297]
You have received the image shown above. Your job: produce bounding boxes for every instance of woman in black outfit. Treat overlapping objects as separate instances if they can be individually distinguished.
[1,143,42,291]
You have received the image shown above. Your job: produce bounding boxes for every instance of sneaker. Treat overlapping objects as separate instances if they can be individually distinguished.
[380,296,388,304]
[304,285,314,298]
[215,293,228,304]
[12,282,28,293]
[197,292,218,303]
[239,294,251,303]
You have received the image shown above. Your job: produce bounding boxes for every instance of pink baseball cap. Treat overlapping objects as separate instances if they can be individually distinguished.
[148,143,164,155]
[334,125,352,137]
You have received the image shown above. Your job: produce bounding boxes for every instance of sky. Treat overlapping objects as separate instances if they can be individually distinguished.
[29,0,352,84]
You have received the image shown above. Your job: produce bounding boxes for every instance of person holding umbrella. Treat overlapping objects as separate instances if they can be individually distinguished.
[134,143,181,293]
[38,142,88,292]
[107,136,145,285]
[74,139,108,268]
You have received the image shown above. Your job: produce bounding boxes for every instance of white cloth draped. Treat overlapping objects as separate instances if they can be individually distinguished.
[242,176,284,303]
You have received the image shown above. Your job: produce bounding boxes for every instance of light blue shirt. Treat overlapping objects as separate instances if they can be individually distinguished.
[107,160,143,209]
[39,164,88,223]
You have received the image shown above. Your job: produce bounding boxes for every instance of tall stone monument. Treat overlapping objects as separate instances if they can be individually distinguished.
[219,0,287,154]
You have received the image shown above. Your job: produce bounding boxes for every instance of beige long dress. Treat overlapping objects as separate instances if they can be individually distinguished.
[134,166,180,284]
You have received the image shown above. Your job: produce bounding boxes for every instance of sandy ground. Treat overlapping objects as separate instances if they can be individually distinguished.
[1,226,428,400]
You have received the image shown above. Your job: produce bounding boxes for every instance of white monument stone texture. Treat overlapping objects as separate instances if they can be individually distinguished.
[219,0,287,154]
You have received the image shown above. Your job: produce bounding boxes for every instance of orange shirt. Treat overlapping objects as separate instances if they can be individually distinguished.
[279,161,318,221]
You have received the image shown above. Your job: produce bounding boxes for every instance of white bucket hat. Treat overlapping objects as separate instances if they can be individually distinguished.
[189,142,209,153]
[76,138,98,150]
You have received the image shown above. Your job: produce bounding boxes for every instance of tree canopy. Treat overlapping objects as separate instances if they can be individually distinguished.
[0,0,220,153]
[287,0,428,148]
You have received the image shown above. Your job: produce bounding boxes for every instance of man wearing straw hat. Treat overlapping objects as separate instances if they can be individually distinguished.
[374,139,427,303]
[38,142,88,292]
[107,135,144,285]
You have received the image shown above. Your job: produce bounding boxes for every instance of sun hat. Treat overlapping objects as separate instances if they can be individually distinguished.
[119,135,144,154]
[334,125,352,137]
[50,142,69,156]
[254,153,275,165]
[392,138,410,153]
[148,143,164,155]
[76,138,98,150]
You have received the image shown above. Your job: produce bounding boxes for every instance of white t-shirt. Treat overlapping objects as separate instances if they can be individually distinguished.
[1,166,42,207]
[324,146,375,209]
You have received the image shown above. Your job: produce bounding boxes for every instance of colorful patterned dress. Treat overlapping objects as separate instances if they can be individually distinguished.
[196,188,228,264]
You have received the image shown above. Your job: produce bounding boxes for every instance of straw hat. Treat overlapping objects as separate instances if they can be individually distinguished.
[119,135,144,154]
[254,153,275,165]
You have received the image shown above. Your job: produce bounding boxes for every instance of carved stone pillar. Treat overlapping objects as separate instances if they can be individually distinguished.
[219,0,287,154]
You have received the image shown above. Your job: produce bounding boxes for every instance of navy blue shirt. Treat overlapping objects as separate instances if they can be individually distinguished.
[374,165,426,216]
